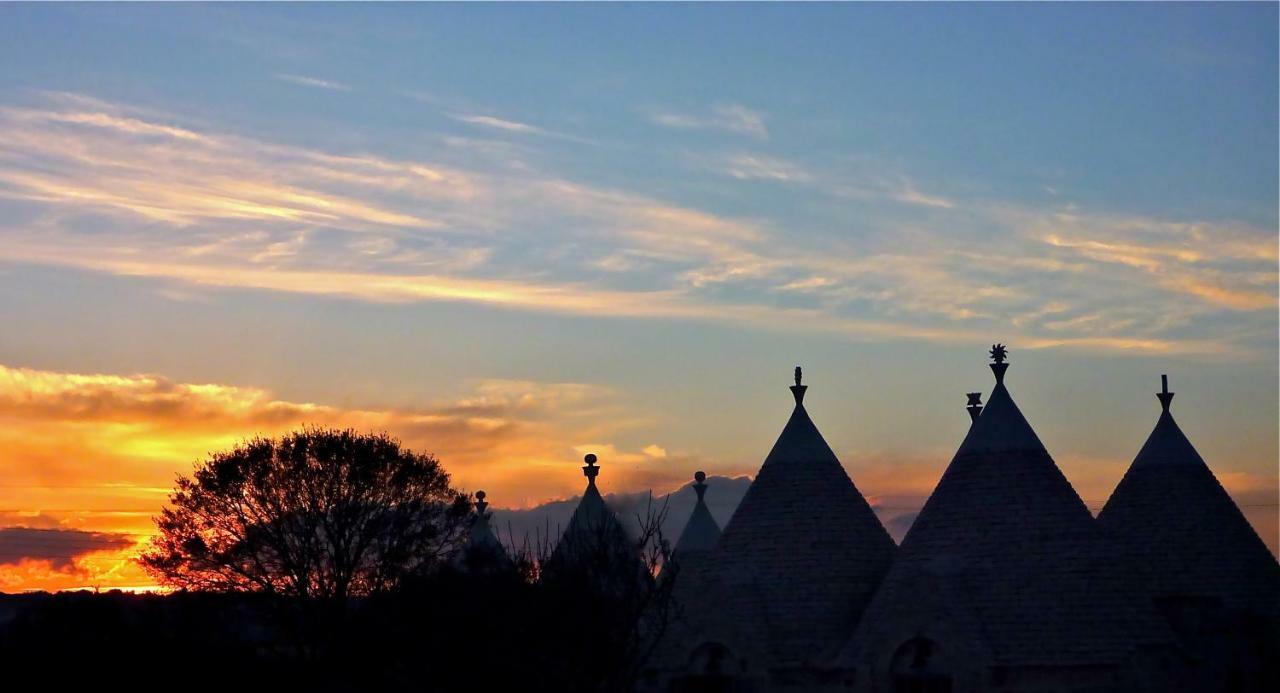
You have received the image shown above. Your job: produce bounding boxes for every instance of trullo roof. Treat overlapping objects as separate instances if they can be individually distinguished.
[843,347,1171,668]
[695,367,896,668]
[1098,376,1279,619]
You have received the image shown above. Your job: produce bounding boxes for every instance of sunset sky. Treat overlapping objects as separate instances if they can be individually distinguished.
[0,3,1276,592]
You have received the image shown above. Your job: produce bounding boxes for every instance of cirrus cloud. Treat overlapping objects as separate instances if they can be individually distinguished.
[0,92,1274,360]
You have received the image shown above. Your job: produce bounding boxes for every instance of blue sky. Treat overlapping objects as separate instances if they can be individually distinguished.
[0,3,1275,588]
[5,3,1275,224]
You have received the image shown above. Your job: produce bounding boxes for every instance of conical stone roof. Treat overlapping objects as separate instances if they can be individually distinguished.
[542,454,643,588]
[694,367,896,669]
[672,471,722,560]
[456,490,514,573]
[1098,376,1279,620]
[844,347,1171,671]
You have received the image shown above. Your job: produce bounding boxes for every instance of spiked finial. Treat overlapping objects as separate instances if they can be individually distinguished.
[582,453,600,485]
[989,344,1009,384]
[966,392,984,422]
[475,489,489,514]
[1157,374,1175,413]
[791,365,808,405]
[693,470,708,502]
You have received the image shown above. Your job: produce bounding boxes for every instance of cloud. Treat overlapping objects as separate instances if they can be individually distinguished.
[447,112,595,146]
[1038,218,1277,312]
[0,360,693,590]
[275,74,350,91]
[449,113,543,134]
[0,527,133,570]
[0,92,1273,358]
[650,103,769,139]
[0,525,141,594]
[891,183,953,209]
[0,103,454,229]
[719,154,812,183]
[0,362,641,494]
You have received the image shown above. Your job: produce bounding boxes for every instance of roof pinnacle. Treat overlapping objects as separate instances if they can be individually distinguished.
[989,343,1009,384]
[582,453,600,485]
[966,392,984,422]
[791,365,808,405]
[1157,374,1175,413]
[693,470,708,502]
[474,489,489,514]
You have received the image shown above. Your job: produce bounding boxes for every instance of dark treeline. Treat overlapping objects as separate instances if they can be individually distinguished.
[0,428,674,691]
[0,566,663,690]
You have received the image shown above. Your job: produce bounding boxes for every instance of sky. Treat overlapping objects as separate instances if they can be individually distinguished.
[0,3,1275,592]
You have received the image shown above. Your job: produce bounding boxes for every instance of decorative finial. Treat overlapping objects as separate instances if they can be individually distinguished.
[1157,374,1174,413]
[794,366,802,387]
[989,344,1009,384]
[966,392,983,422]
[790,365,808,405]
[474,489,488,514]
[693,470,708,502]
[582,453,600,484]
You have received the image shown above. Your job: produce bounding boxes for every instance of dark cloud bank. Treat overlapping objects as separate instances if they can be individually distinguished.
[0,527,133,569]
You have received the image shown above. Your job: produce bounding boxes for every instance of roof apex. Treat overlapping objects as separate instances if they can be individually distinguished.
[456,492,513,572]
[674,472,722,555]
[1130,409,1205,470]
[956,348,1046,455]
[956,380,1046,456]
[1129,375,1205,469]
[545,456,639,575]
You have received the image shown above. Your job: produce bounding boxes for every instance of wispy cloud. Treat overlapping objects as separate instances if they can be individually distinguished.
[700,152,954,210]
[1030,212,1278,311]
[0,102,467,229]
[650,103,769,139]
[891,182,954,209]
[450,113,543,134]
[275,73,350,91]
[447,111,596,146]
[0,93,1273,358]
[719,153,813,182]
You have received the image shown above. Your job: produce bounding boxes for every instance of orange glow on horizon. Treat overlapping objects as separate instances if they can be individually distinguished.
[1,361,1276,593]
[0,362,697,592]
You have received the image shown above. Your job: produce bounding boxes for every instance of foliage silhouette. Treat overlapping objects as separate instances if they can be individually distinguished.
[140,427,471,600]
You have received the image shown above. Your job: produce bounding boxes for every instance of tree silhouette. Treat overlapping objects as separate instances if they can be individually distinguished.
[525,494,678,691]
[140,427,471,600]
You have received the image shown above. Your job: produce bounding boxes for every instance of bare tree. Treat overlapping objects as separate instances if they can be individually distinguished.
[140,427,471,601]
[526,493,678,691]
